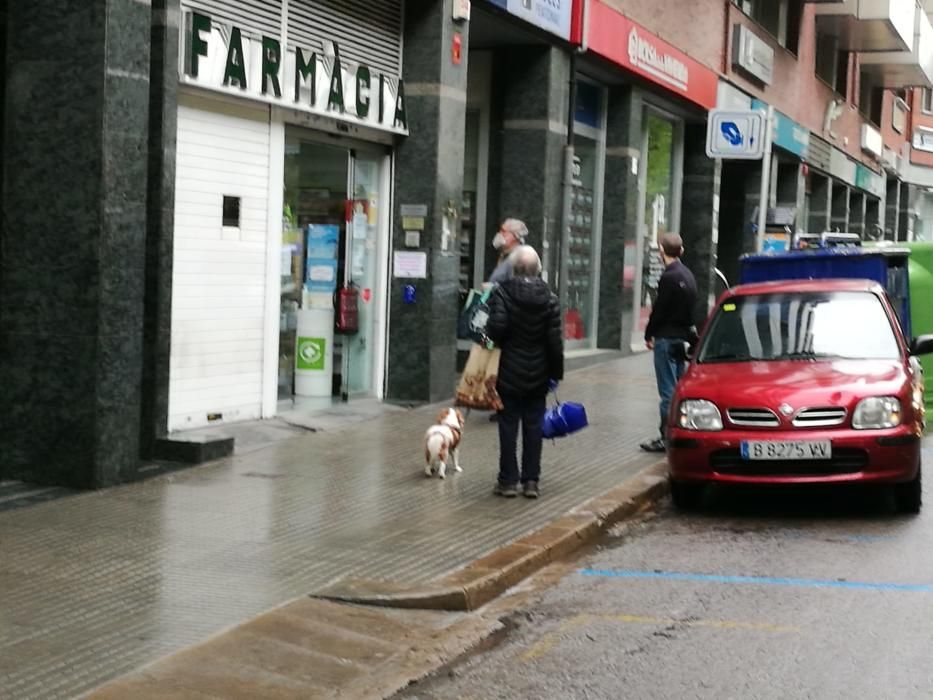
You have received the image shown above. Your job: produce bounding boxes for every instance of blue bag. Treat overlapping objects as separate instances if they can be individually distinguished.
[542,393,588,439]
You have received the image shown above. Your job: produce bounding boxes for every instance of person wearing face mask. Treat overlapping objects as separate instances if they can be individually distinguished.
[486,218,528,288]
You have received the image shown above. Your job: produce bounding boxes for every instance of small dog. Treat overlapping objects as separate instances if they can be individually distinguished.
[424,407,465,479]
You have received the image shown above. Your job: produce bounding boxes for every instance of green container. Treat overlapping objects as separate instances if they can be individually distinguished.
[905,243,933,408]
[867,242,933,407]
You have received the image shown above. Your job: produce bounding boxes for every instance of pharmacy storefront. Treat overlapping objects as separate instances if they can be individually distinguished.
[169,1,406,431]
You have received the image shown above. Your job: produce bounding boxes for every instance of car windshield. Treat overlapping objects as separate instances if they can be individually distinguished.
[697,291,901,363]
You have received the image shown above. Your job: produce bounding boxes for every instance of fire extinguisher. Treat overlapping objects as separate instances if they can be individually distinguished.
[565,309,584,340]
[335,284,360,334]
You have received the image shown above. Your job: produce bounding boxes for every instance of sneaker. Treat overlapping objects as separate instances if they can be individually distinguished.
[639,437,667,453]
[523,481,539,499]
[493,482,519,498]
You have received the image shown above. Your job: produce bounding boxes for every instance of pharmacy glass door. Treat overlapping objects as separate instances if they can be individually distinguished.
[341,149,390,398]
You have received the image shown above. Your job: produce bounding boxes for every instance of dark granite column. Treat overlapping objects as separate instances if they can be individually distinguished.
[681,122,720,321]
[485,46,570,283]
[899,182,916,242]
[849,192,866,237]
[1,0,152,487]
[831,181,850,232]
[741,166,764,255]
[599,85,642,350]
[140,0,179,457]
[885,176,900,241]
[386,0,469,403]
[808,174,831,233]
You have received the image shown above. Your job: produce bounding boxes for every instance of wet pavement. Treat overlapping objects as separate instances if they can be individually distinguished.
[0,353,660,700]
[399,440,933,700]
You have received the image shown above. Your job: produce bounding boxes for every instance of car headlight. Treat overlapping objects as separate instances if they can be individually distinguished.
[852,397,902,430]
[678,399,723,431]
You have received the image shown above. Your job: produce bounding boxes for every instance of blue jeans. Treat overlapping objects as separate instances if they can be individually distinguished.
[497,393,547,486]
[653,338,687,435]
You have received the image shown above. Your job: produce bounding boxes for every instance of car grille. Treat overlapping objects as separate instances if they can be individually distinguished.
[709,448,869,476]
[727,408,780,427]
[792,407,847,428]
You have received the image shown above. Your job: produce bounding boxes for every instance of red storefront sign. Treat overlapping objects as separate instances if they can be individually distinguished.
[587,0,718,110]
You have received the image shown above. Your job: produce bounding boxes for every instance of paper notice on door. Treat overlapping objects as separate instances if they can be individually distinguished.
[353,212,368,240]
[393,251,427,279]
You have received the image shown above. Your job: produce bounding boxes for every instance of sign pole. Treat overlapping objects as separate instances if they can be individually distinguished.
[756,105,774,252]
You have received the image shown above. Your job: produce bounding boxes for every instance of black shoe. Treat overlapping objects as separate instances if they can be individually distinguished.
[639,437,667,453]
[489,413,500,422]
[494,482,519,498]
[523,481,539,499]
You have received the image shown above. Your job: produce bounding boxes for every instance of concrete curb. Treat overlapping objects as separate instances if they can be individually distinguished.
[314,461,669,611]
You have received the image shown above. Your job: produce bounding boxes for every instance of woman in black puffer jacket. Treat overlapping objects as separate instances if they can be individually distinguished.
[485,246,564,499]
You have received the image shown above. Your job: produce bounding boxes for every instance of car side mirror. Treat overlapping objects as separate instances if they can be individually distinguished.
[910,334,933,356]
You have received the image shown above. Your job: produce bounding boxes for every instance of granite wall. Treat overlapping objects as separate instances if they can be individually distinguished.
[485,46,569,285]
[680,122,720,323]
[1,0,155,487]
[386,0,469,403]
[140,0,179,457]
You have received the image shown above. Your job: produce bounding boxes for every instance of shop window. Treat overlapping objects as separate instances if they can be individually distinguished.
[222,195,241,227]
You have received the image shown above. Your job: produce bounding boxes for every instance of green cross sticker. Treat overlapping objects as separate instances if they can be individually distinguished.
[297,337,326,370]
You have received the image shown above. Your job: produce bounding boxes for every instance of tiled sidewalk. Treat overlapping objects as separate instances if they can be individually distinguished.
[0,354,661,700]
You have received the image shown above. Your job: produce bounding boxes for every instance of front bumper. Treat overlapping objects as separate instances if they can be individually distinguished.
[667,427,921,485]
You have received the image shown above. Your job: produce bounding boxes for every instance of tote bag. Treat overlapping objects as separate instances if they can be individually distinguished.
[455,343,504,411]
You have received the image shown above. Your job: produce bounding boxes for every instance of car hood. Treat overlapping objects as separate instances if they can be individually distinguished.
[681,359,908,408]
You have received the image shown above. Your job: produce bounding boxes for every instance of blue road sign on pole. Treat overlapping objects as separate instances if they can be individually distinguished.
[706,109,766,160]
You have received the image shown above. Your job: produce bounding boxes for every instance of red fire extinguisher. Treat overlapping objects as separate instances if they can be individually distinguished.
[335,285,360,334]
[564,308,584,340]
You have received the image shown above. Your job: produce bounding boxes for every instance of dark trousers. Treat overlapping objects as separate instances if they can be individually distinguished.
[497,393,547,486]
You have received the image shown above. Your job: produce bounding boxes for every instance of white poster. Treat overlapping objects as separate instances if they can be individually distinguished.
[393,251,428,279]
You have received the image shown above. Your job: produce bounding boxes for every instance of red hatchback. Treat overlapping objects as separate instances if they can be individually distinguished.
[667,278,933,513]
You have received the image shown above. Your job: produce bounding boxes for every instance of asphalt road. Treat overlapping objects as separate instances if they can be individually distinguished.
[399,441,933,700]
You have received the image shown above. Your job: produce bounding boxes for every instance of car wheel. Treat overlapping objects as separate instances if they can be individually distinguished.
[894,467,922,515]
[670,479,703,511]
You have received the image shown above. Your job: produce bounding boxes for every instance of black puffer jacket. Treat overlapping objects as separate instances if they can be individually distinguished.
[486,277,564,398]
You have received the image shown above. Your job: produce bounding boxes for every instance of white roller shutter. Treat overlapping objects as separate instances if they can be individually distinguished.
[288,0,403,75]
[183,0,283,38]
[181,0,403,75]
[169,93,271,431]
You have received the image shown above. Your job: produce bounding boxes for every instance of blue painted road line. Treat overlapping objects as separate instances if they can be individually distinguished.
[578,569,933,592]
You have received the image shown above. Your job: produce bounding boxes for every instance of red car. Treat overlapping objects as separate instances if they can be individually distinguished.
[667,278,933,513]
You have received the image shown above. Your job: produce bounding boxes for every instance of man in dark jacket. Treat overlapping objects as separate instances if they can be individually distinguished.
[485,246,564,499]
[640,232,698,453]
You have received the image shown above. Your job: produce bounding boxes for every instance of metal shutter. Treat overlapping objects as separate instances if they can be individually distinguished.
[183,0,283,38]
[288,0,403,76]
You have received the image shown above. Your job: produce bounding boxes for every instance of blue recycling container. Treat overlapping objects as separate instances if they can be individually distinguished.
[738,247,912,338]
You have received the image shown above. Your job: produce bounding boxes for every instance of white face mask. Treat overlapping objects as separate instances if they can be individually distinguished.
[492,232,507,250]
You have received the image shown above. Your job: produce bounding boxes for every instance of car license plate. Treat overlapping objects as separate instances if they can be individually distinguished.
[740,440,832,461]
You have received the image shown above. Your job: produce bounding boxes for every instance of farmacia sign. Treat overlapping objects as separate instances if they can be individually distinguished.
[181,11,407,135]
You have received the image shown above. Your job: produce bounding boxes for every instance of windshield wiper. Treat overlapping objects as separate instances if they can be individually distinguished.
[700,353,754,363]
[773,351,839,360]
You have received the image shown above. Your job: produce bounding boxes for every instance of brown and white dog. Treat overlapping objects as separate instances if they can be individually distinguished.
[424,408,465,479]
